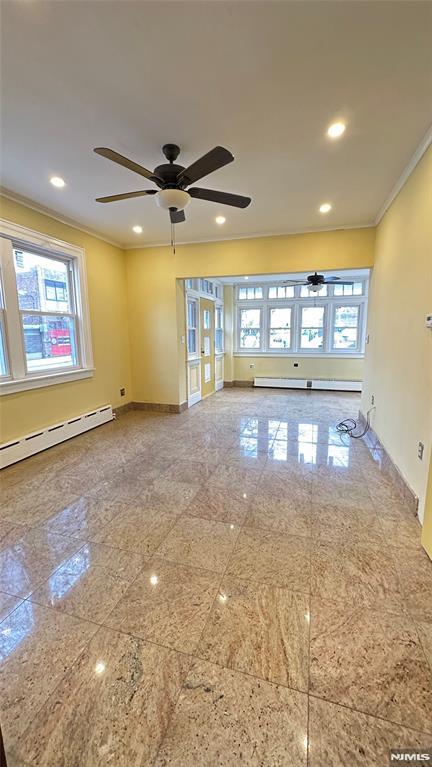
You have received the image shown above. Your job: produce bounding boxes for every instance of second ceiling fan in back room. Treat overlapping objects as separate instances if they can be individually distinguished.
[93,144,252,233]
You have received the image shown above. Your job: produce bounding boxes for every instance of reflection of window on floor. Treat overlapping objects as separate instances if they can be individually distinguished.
[327,427,350,467]
[48,545,91,601]
[298,423,318,464]
[239,435,258,457]
[0,601,34,661]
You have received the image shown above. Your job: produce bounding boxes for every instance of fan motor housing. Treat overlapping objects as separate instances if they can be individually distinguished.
[153,163,185,188]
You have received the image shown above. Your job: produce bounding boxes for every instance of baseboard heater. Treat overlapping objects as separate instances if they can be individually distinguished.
[0,405,113,469]
[253,377,362,392]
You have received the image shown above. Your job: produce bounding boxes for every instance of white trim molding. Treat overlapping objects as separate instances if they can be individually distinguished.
[0,218,94,394]
[375,124,432,224]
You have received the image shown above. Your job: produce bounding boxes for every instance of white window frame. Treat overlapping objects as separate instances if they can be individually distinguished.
[215,304,224,354]
[237,305,263,352]
[186,296,199,360]
[0,219,93,395]
[233,278,368,357]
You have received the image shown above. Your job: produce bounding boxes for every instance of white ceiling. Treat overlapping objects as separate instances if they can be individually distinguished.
[1,1,431,248]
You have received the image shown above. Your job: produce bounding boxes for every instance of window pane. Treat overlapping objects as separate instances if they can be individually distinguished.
[300,307,324,349]
[334,282,363,296]
[14,250,71,312]
[300,285,327,297]
[187,300,196,328]
[334,306,359,327]
[187,329,196,354]
[0,321,8,376]
[269,307,291,349]
[22,315,78,371]
[238,287,247,299]
[334,326,358,349]
[203,309,211,329]
[215,328,223,352]
[240,308,260,348]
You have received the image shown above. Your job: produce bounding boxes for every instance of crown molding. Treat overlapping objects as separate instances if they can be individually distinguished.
[0,188,125,249]
[374,124,432,225]
[124,222,375,250]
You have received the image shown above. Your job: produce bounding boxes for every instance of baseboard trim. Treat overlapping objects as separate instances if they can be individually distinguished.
[223,381,234,388]
[113,402,134,417]
[358,410,419,515]
[233,380,254,388]
[132,401,188,414]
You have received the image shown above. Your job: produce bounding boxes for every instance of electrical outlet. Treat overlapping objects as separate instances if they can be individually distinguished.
[249,363,255,369]
[293,362,299,368]
[418,442,424,460]
[371,395,375,406]
[120,388,126,397]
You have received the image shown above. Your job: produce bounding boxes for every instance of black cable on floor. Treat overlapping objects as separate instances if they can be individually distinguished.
[336,407,375,439]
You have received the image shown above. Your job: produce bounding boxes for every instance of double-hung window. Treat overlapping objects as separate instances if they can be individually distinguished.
[215,305,224,353]
[332,305,361,351]
[186,298,198,357]
[0,221,93,394]
[239,307,261,350]
[268,307,292,349]
[300,306,325,350]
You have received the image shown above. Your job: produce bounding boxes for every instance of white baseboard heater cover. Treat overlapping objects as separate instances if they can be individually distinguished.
[0,405,113,469]
[254,377,362,392]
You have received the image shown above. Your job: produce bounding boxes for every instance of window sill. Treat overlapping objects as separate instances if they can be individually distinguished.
[0,368,94,395]
[233,352,364,359]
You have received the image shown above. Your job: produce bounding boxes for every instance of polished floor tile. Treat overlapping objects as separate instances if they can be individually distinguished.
[155,659,308,766]
[186,485,249,525]
[29,542,145,624]
[1,389,431,765]
[226,527,311,592]
[310,538,406,613]
[158,515,240,573]
[0,602,99,748]
[106,558,219,653]
[247,494,312,538]
[308,696,428,767]
[198,577,309,690]
[309,597,432,732]
[0,528,83,598]
[14,627,190,767]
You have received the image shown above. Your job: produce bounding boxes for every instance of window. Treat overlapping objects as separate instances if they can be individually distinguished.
[215,306,223,353]
[187,298,198,357]
[238,286,263,300]
[268,285,294,299]
[239,308,261,349]
[333,282,363,296]
[269,307,291,349]
[333,305,360,350]
[185,279,194,290]
[0,277,8,376]
[200,279,214,295]
[203,309,211,330]
[0,222,93,393]
[14,250,78,373]
[300,306,325,349]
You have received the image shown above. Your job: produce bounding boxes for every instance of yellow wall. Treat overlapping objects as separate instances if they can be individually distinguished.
[0,197,131,442]
[233,355,364,383]
[361,146,432,523]
[126,227,375,404]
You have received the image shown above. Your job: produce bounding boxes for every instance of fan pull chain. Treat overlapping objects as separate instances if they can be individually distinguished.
[171,221,176,254]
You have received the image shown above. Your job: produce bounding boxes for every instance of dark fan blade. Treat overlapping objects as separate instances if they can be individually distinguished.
[170,209,186,224]
[283,280,307,285]
[95,190,157,203]
[94,148,162,183]
[323,280,354,285]
[189,187,251,208]
[177,147,234,186]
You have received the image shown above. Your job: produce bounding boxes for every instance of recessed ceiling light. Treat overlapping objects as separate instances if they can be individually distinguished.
[319,203,332,214]
[327,122,346,139]
[215,215,226,225]
[50,176,66,188]
[132,225,143,234]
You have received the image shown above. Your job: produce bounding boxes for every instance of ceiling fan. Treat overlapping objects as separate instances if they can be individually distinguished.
[283,272,354,292]
[93,143,251,224]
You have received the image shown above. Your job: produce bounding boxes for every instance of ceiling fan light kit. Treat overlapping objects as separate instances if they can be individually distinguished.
[94,142,251,237]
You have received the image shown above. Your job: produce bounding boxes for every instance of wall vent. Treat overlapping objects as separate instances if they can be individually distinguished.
[253,377,362,392]
[0,405,113,469]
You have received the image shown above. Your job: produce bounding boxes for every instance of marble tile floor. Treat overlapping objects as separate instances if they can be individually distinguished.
[0,389,431,766]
